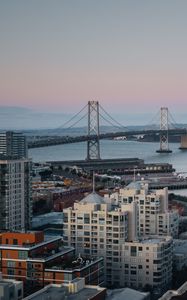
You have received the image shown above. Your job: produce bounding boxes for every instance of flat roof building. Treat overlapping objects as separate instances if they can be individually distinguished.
[0,231,104,288]
[23,278,106,300]
[0,273,23,300]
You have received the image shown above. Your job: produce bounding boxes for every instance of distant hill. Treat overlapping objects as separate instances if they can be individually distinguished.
[0,106,187,132]
[0,106,72,130]
[0,106,32,113]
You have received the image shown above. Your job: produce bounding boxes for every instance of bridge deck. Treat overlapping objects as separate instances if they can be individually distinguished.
[28,128,187,149]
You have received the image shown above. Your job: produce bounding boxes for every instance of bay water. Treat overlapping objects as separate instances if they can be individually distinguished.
[29,140,187,196]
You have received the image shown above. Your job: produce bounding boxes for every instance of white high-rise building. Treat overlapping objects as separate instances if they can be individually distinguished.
[121,236,173,290]
[107,182,179,238]
[0,157,32,231]
[63,190,173,291]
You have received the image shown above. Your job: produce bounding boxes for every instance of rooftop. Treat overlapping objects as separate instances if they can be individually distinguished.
[46,255,103,272]
[126,181,144,190]
[127,236,172,245]
[80,192,106,204]
[32,212,63,228]
[0,235,62,251]
[23,281,106,300]
[107,287,150,300]
[174,240,187,255]
[28,246,74,262]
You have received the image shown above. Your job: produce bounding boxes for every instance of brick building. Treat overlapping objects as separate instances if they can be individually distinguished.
[0,231,104,289]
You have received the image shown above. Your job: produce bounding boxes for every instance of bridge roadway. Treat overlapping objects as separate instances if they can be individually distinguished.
[28,128,187,149]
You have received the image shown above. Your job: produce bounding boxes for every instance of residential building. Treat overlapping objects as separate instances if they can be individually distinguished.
[63,191,173,292]
[107,182,179,238]
[0,131,27,159]
[121,236,173,290]
[0,157,32,231]
[63,193,130,275]
[0,231,104,288]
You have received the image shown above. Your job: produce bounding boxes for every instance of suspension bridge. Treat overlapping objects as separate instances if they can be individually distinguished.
[28,101,187,160]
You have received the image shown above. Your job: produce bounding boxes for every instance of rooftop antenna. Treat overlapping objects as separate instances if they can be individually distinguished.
[133,167,136,182]
[93,171,95,193]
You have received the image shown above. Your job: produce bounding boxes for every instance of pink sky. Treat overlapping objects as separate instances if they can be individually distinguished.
[1,1,187,114]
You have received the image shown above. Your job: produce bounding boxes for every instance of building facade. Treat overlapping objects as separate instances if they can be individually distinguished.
[63,191,173,292]
[0,157,32,231]
[107,182,179,238]
[0,232,104,288]
[121,237,173,290]
[0,131,27,159]
[63,193,130,263]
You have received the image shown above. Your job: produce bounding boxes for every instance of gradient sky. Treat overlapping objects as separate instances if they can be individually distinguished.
[1,0,187,115]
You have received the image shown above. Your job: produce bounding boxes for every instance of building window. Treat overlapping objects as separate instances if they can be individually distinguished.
[18,251,28,259]
[84,231,90,236]
[7,261,15,267]
[77,225,83,229]
[18,289,22,297]
[7,269,15,275]
[131,246,137,257]
[64,273,72,281]
[13,239,18,245]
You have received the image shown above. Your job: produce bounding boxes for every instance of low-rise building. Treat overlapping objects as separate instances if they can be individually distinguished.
[23,278,106,300]
[0,231,104,288]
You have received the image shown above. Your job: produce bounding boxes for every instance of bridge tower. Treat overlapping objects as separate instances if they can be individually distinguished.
[156,107,172,153]
[86,101,101,160]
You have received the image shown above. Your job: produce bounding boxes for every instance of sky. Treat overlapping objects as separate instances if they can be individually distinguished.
[0,0,187,123]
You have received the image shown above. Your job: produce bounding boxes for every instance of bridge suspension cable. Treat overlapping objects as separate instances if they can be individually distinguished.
[168,110,180,129]
[64,112,88,130]
[99,104,129,131]
[143,109,160,130]
[57,103,88,129]
[98,111,124,130]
